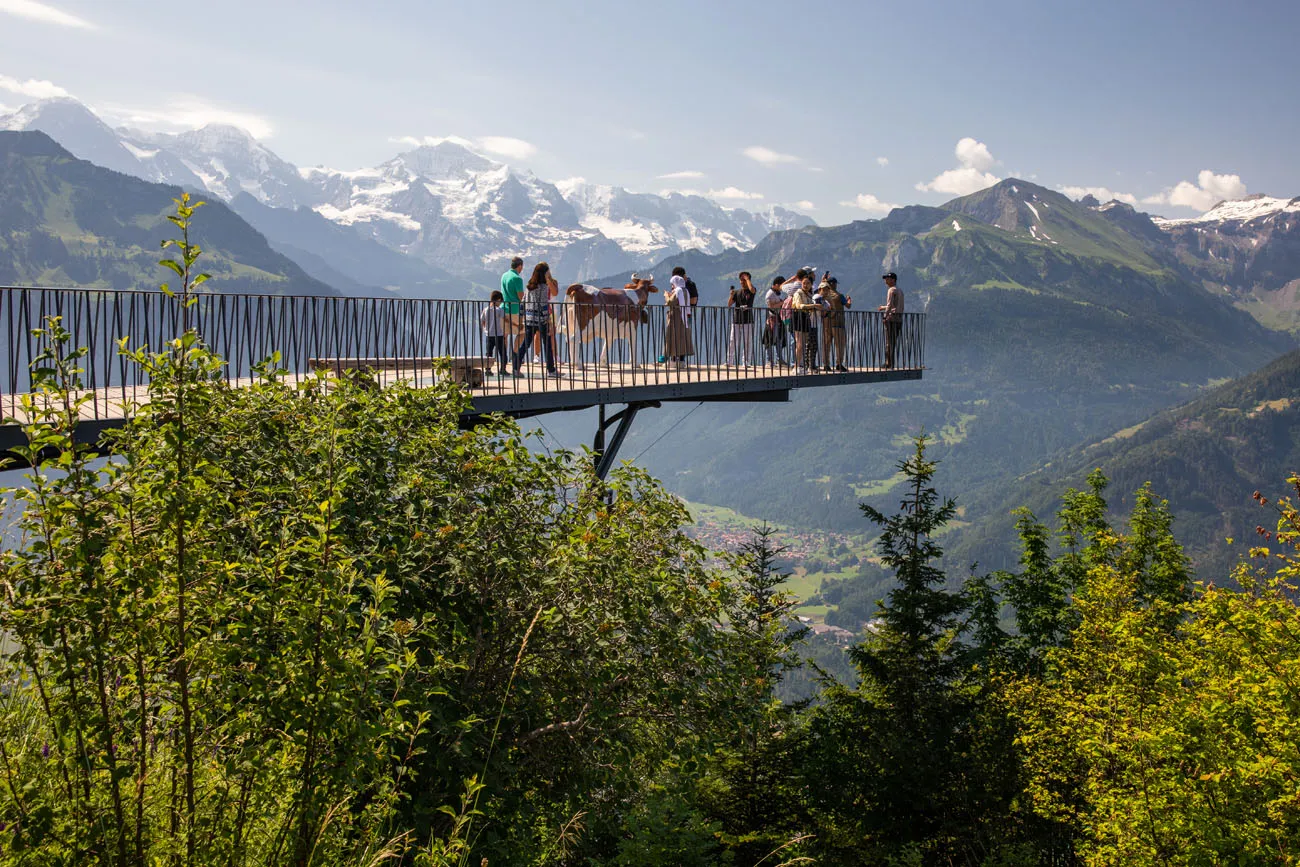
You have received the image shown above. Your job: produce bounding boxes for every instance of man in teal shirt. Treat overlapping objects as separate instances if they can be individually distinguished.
[500,256,525,353]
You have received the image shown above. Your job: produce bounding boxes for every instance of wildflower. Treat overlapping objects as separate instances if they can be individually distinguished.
[41,743,50,758]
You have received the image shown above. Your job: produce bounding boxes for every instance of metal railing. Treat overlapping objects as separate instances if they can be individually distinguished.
[0,286,925,423]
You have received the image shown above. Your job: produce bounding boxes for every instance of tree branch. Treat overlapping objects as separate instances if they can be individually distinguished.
[519,703,590,746]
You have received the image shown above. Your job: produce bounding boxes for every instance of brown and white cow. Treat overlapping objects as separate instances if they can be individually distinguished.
[559,274,658,368]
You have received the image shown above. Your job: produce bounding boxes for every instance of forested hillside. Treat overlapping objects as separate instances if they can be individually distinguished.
[0,131,337,295]
[951,348,1300,578]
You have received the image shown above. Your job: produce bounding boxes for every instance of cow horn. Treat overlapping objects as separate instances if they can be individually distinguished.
[644,273,653,282]
[631,272,639,281]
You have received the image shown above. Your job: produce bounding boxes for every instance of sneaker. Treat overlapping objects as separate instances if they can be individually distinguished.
[836,364,849,373]
[548,369,561,377]
[510,370,523,378]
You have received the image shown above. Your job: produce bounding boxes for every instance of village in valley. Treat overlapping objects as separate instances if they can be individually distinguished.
[682,499,873,643]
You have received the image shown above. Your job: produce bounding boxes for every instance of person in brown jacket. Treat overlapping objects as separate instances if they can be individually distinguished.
[790,273,819,374]
[878,271,904,369]
[820,276,851,372]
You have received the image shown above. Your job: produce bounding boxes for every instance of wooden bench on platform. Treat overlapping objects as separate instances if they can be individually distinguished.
[307,356,493,387]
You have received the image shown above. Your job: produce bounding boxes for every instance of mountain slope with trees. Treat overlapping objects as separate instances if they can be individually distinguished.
[0,131,337,295]
[950,347,1300,580]
[576,180,1291,542]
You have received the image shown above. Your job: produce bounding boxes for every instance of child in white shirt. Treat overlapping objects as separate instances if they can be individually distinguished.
[481,290,507,375]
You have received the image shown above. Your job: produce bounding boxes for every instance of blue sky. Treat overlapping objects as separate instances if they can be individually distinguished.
[1,0,1297,224]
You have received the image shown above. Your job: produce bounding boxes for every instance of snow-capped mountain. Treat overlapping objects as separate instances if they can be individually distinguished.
[1149,194,1300,322]
[126,124,317,208]
[0,97,204,187]
[1152,194,1300,228]
[300,141,632,278]
[0,97,820,284]
[556,179,814,266]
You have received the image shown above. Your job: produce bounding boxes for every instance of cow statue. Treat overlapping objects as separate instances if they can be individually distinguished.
[559,274,658,369]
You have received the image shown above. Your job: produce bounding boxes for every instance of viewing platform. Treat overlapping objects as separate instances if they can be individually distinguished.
[1,287,925,468]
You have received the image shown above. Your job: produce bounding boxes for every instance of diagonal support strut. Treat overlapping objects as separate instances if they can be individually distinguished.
[593,401,659,480]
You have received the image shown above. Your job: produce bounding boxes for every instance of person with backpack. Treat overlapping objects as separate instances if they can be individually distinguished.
[763,275,790,367]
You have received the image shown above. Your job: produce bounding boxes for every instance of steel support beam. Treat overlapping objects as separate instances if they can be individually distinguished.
[593,401,659,480]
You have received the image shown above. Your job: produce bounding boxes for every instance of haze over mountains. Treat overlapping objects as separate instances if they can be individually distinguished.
[0,97,813,291]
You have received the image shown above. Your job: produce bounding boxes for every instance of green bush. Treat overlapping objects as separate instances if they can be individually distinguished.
[0,198,767,866]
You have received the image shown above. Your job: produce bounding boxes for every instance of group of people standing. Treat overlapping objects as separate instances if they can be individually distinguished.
[483,257,907,376]
[482,256,562,378]
[732,268,905,373]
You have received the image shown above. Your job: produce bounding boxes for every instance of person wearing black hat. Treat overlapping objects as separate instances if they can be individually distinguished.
[878,272,904,369]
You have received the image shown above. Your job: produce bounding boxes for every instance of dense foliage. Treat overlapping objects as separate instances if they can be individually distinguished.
[0,201,783,864]
[6,202,1300,864]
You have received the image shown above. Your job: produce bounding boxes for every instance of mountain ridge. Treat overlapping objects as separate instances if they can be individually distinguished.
[0,130,338,296]
[0,98,814,284]
[564,177,1291,545]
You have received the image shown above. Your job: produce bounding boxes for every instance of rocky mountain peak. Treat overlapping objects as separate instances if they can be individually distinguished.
[391,140,498,181]
[941,179,1068,233]
[173,123,261,150]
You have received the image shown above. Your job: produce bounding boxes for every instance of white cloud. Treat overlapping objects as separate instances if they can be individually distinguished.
[954,137,996,172]
[840,193,900,215]
[916,136,1001,196]
[742,145,801,167]
[0,0,94,28]
[876,156,889,167]
[477,135,537,160]
[1060,185,1138,207]
[101,96,274,139]
[657,170,705,180]
[791,200,816,211]
[707,186,764,201]
[659,188,701,198]
[388,134,536,160]
[1143,169,1248,212]
[0,74,71,100]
